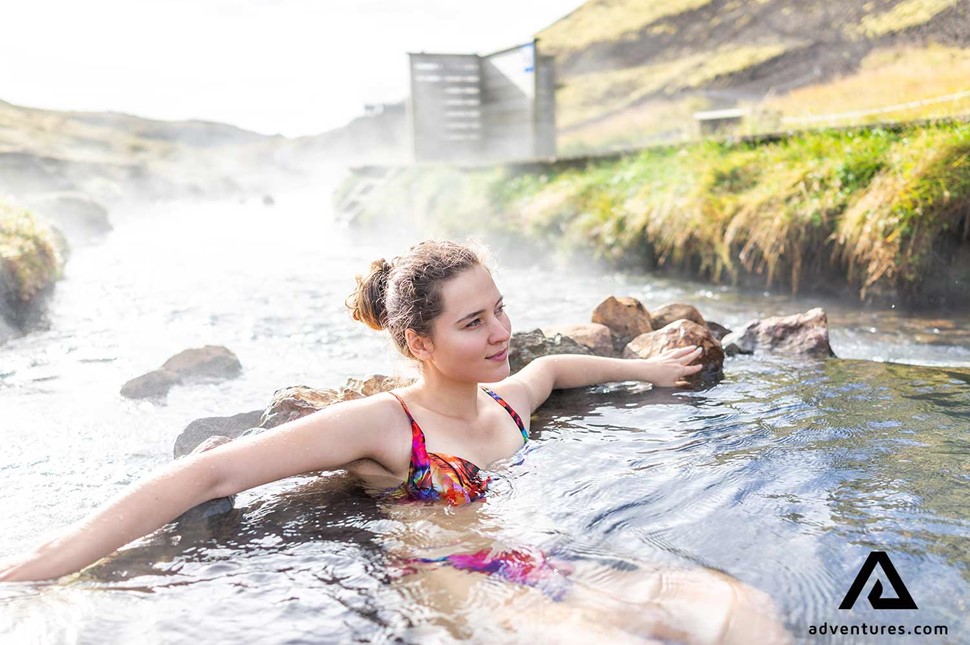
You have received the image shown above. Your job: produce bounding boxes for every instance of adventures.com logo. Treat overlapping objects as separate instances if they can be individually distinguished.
[807,551,949,638]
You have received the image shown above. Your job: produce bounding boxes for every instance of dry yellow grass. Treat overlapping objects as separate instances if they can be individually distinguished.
[537,0,715,56]
[558,44,788,129]
[856,0,959,37]
[760,45,970,126]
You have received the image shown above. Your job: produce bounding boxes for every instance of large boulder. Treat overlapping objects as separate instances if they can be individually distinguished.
[650,303,706,328]
[509,329,592,374]
[541,323,614,357]
[721,308,836,358]
[591,296,653,351]
[121,345,242,399]
[623,319,724,381]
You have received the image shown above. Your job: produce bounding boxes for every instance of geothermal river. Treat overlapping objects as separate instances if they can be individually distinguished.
[1,185,968,643]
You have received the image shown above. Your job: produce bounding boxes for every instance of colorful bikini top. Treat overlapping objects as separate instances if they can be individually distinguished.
[386,387,528,505]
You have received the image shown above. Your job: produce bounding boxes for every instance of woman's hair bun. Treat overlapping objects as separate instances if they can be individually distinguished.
[348,258,392,330]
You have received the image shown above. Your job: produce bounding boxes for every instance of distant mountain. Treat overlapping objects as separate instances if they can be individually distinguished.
[0,98,407,207]
[537,0,970,152]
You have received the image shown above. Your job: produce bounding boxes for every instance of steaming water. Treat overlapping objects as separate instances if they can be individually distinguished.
[1,189,968,644]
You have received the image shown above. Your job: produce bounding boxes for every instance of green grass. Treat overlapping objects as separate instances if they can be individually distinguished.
[340,121,970,305]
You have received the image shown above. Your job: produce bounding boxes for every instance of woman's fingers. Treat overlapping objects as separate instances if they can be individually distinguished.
[665,345,698,358]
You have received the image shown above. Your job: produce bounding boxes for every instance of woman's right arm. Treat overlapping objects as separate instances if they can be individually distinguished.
[0,395,398,583]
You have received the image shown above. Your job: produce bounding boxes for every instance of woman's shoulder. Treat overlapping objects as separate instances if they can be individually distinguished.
[323,390,409,426]
[317,390,413,476]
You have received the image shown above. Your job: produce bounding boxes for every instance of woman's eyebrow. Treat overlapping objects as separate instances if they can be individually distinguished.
[456,296,504,323]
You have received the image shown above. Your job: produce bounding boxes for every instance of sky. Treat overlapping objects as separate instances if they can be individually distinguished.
[1,0,586,138]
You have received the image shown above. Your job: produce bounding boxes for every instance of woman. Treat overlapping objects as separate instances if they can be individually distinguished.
[0,241,786,642]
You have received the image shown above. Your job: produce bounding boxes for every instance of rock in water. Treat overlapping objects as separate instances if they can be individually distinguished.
[120,369,181,400]
[623,320,724,381]
[721,308,836,358]
[340,374,415,397]
[650,303,706,329]
[162,345,242,379]
[705,321,732,341]
[174,436,236,524]
[591,296,653,352]
[121,345,243,399]
[541,323,614,357]
[259,385,344,428]
[173,410,264,457]
[508,329,592,374]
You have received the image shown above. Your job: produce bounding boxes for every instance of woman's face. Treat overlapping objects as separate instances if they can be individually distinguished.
[422,264,512,383]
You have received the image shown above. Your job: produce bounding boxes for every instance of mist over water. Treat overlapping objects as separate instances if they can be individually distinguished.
[1,187,968,642]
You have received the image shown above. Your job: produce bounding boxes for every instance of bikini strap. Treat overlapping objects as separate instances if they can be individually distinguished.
[481,387,529,443]
[388,392,431,489]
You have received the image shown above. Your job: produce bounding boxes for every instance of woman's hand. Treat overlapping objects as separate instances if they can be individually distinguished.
[638,346,704,387]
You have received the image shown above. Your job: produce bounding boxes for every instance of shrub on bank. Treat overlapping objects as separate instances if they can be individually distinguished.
[338,121,970,306]
[0,199,64,325]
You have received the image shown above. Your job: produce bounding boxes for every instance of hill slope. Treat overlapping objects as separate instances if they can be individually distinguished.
[0,99,407,207]
[537,0,970,151]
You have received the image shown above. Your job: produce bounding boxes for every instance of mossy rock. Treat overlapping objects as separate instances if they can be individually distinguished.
[0,199,65,328]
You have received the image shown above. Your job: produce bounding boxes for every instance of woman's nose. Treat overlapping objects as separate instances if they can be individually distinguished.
[488,315,511,343]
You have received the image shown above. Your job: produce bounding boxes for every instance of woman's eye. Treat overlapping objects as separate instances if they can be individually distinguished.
[466,318,482,328]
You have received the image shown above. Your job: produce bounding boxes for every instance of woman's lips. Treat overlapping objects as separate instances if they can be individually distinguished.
[487,348,508,361]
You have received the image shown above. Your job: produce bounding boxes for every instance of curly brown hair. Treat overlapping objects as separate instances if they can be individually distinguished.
[347,240,488,358]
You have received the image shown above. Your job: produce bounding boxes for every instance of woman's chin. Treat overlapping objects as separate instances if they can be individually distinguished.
[480,362,511,382]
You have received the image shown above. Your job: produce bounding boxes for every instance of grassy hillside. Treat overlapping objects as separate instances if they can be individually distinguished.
[537,0,970,152]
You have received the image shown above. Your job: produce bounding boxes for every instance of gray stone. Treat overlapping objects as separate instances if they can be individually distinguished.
[706,321,732,341]
[174,436,236,524]
[509,328,592,374]
[120,369,181,399]
[721,308,836,358]
[173,409,264,458]
[161,345,242,380]
[541,323,614,357]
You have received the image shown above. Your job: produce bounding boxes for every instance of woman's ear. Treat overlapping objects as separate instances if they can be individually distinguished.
[405,329,435,360]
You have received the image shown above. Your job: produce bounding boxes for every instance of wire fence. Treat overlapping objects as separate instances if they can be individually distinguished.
[780,89,970,125]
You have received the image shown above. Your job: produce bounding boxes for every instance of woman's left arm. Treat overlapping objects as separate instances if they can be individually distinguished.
[508,346,704,415]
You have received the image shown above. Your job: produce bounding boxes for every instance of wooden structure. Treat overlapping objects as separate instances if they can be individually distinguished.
[694,108,746,136]
[408,41,556,163]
